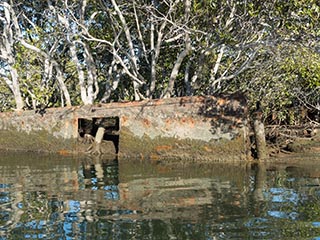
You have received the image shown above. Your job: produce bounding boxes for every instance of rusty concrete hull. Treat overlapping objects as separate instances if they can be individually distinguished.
[0,95,249,162]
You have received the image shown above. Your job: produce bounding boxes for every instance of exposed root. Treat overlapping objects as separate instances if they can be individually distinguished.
[266,124,320,155]
[86,142,102,156]
[78,134,95,144]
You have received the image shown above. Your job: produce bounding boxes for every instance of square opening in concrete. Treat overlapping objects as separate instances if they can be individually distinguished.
[78,117,120,154]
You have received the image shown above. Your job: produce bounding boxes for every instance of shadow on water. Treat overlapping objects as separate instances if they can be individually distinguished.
[0,151,320,239]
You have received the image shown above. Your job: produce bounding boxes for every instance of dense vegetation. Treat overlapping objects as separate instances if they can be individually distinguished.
[0,0,319,124]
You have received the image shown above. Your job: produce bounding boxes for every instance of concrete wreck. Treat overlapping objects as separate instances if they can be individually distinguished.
[0,95,249,162]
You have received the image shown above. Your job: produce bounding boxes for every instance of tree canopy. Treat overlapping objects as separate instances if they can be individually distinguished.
[0,0,319,124]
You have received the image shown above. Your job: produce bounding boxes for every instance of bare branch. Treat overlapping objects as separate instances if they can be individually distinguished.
[212,47,261,88]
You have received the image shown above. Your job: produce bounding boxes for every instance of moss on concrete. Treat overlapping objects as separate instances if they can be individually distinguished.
[0,122,249,162]
[0,128,77,154]
[119,126,249,162]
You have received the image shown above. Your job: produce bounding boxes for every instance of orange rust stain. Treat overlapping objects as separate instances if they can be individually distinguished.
[150,153,160,161]
[121,116,129,124]
[118,183,130,201]
[203,146,212,152]
[165,119,173,130]
[72,118,78,126]
[119,188,129,201]
[183,197,196,205]
[309,171,320,178]
[143,118,151,127]
[155,145,173,152]
[156,165,171,173]
[151,98,166,106]
[178,117,196,127]
[58,149,70,156]
[217,98,226,105]
[189,118,195,126]
[71,179,79,189]
[165,119,172,125]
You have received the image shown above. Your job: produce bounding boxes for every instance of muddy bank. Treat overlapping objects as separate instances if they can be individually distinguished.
[264,124,320,162]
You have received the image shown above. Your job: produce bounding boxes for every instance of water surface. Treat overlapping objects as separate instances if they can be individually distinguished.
[0,152,320,239]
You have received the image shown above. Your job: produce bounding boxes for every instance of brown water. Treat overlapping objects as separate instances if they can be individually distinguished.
[0,152,320,239]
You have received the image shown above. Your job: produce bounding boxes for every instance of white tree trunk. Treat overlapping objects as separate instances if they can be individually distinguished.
[83,43,99,103]
[69,43,92,105]
[111,0,144,101]
[95,127,105,144]
[9,68,24,110]
[56,67,72,107]
[0,2,24,110]
[254,118,267,160]
[162,0,191,98]
[18,39,72,107]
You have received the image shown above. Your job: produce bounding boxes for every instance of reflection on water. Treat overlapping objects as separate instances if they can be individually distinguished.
[0,152,320,239]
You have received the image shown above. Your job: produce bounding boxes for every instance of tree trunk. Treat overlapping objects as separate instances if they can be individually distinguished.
[111,0,143,101]
[95,127,105,144]
[18,39,72,108]
[148,19,156,98]
[162,47,189,98]
[161,0,191,98]
[56,67,72,107]
[253,116,267,160]
[10,68,24,110]
[83,43,99,103]
[86,127,105,155]
[0,3,24,110]
[70,43,91,105]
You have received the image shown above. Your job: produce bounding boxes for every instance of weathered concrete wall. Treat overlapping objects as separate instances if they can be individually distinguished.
[0,107,78,153]
[0,95,249,162]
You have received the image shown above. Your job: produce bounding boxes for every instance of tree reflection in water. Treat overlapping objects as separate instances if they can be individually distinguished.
[0,152,320,239]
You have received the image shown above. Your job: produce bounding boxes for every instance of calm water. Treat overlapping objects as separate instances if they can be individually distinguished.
[0,152,320,239]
